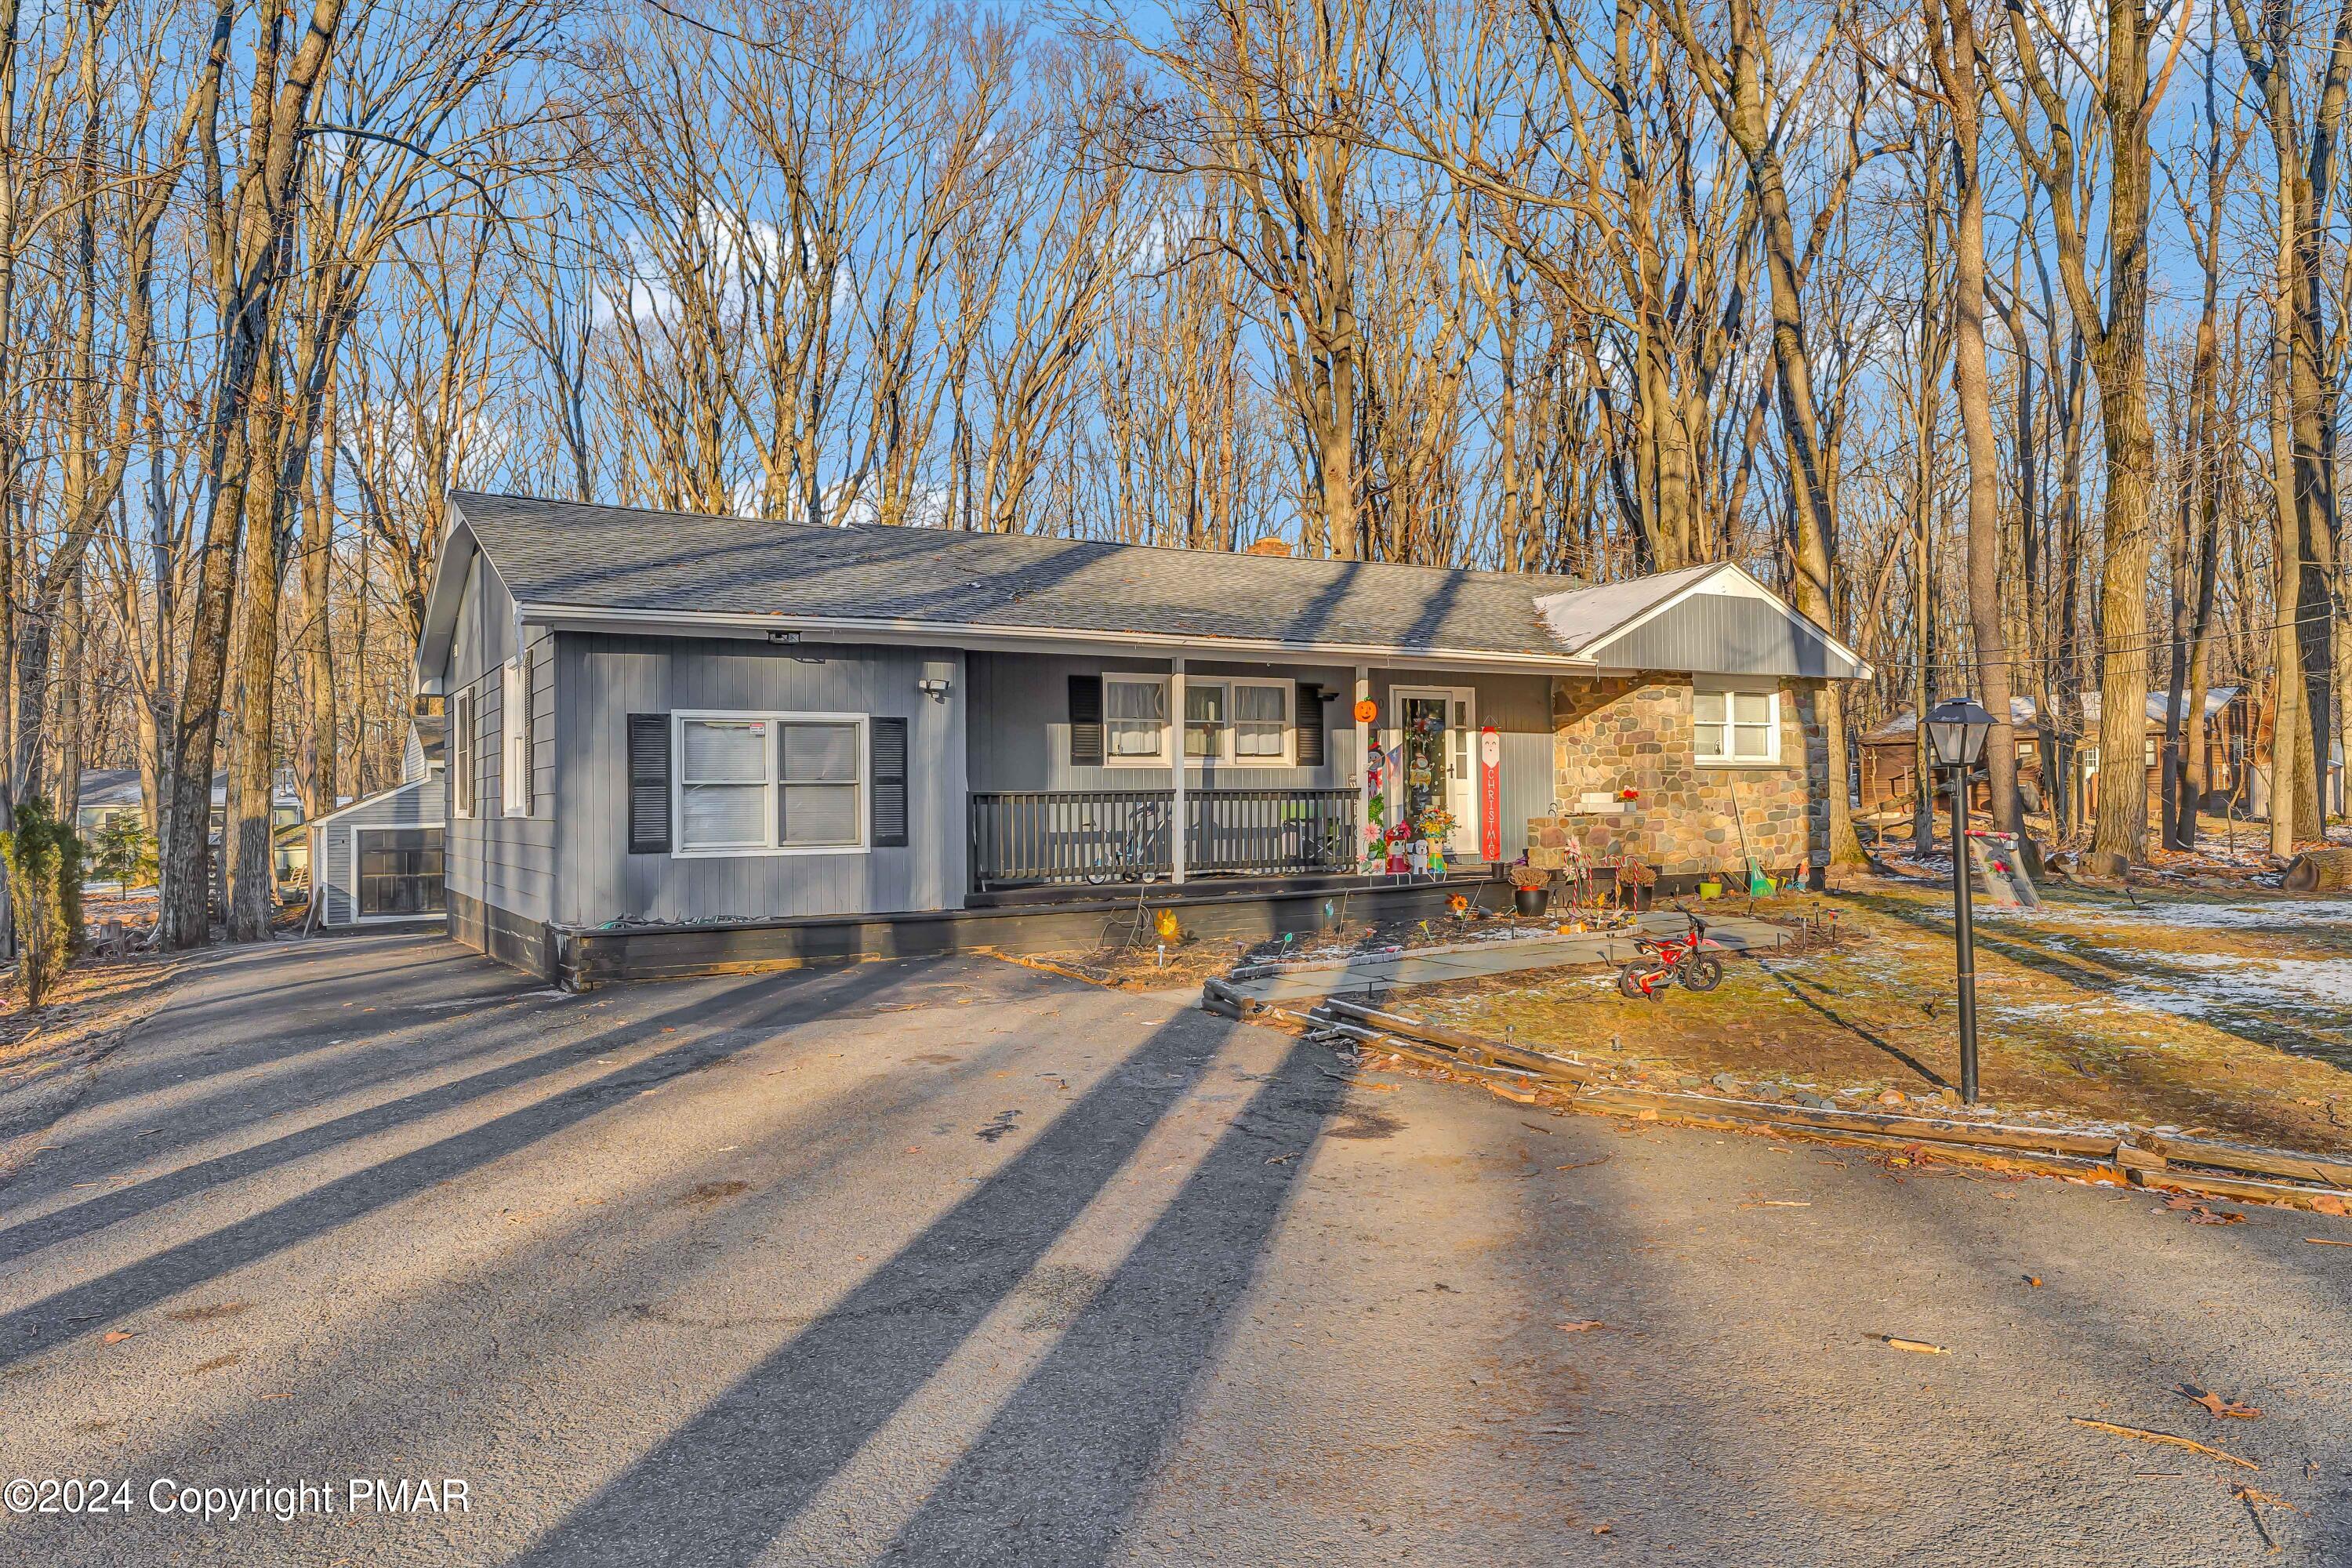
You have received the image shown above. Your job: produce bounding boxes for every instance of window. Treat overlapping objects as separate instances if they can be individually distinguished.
[1105,676,1168,762]
[673,712,866,855]
[1184,681,1228,757]
[449,690,475,818]
[502,659,532,816]
[1232,681,1290,760]
[1695,685,1779,765]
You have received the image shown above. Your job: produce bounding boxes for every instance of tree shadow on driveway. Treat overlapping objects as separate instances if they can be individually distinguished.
[509,1021,1344,1568]
[0,960,923,1368]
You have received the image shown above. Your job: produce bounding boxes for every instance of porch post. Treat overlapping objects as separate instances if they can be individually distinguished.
[1354,665,1371,874]
[1170,657,1188,887]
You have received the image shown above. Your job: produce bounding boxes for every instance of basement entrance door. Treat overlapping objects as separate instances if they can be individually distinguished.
[1389,685,1478,860]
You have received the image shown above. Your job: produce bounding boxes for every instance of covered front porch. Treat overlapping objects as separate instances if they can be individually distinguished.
[967,786,1370,893]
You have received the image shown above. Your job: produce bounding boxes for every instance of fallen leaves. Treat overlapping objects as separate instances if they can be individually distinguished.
[2179,1384,2262,1420]
[2024,1275,2043,1288]
[1872,1335,1950,1355]
[2156,1193,2245,1225]
[2067,1417,2257,1470]
[100,1329,135,1345]
[1555,1320,1606,1334]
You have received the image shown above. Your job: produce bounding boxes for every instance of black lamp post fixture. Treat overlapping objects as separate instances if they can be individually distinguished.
[1924,698,1994,1105]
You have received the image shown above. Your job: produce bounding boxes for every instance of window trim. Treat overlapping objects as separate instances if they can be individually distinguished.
[670,709,870,858]
[1102,674,1172,768]
[501,658,532,818]
[1229,677,1294,764]
[1693,681,1782,768]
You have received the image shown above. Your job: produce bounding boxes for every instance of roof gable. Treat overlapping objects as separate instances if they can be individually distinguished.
[1535,561,1869,679]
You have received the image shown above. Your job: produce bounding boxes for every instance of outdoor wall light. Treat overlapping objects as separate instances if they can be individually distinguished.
[766,629,800,646]
[918,659,953,700]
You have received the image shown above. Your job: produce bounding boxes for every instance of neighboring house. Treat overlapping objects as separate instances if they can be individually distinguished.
[306,756,447,927]
[1860,688,2275,828]
[77,768,305,842]
[412,492,1869,982]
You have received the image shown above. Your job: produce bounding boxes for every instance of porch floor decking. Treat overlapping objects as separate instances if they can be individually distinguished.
[1227,911,1791,1002]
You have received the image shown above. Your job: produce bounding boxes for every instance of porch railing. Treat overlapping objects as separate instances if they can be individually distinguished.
[970,788,1359,889]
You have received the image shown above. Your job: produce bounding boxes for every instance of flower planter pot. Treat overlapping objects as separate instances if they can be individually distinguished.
[1514,887,1548,917]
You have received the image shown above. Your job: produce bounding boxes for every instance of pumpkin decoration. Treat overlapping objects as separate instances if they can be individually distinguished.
[1353,699,1378,724]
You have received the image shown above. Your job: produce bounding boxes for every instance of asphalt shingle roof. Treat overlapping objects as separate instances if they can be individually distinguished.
[451,492,1592,659]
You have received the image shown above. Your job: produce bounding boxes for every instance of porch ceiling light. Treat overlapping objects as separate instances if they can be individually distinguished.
[1925,697,1994,770]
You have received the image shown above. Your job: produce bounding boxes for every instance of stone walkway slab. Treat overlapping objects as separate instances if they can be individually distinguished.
[1229,910,1790,1001]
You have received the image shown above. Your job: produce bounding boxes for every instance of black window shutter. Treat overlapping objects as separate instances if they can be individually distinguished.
[1069,675,1103,767]
[1295,684,1327,767]
[626,713,671,854]
[871,717,909,847]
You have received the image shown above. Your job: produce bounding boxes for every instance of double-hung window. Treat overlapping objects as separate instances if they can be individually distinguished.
[675,713,866,855]
[1694,684,1779,765]
[1104,676,1168,762]
[1184,681,1228,758]
[1232,681,1290,760]
[449,690,476,818]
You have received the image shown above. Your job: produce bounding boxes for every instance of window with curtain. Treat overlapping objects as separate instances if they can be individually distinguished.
[1184,681,1229,758]
[1232,681,1288,758]
[1694,687,1779,764]
[1104,676,1167,760]
[673,713,868,855]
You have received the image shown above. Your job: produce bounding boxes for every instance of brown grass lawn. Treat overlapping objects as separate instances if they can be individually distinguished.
[1403,877,2352,1157]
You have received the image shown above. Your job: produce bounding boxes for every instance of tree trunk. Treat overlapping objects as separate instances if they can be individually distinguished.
[297,384,337,818]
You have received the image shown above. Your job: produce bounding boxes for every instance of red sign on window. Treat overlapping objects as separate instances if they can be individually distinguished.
[1479,726,1502,862]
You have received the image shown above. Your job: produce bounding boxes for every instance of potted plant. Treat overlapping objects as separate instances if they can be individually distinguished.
[1506,861,1549,916]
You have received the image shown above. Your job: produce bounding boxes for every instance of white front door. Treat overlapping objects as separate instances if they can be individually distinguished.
[1388,685,1478,858]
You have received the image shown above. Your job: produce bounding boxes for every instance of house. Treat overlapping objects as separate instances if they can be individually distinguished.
[74,768,306,840]
[304,739,446,928]
[411,492,1869,984]
[1860,688,2284,829]
[1859,696,2048,819]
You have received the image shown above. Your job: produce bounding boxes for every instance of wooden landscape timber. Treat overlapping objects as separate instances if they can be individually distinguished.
[1196,977,2352,1214]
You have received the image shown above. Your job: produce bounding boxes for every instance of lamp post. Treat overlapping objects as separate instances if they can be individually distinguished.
[1925,698,1994,1105]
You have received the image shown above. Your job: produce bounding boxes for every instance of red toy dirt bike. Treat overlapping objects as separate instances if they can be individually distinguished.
[1617,909,1726,1000]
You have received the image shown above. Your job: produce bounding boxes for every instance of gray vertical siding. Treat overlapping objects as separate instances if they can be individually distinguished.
[441,554,557,926]
[552,633,967,926]
[314,775,444,926]
[967,652,1360,792]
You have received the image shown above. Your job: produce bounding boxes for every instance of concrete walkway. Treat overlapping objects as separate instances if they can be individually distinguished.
[1228,909,1791,1001]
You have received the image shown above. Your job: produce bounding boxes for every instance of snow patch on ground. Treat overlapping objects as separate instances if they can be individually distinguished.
[2103,952,2352,1021]
[2046,897,2352,932]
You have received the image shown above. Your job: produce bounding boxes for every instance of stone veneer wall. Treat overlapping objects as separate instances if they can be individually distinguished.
[1529,676,1829,877]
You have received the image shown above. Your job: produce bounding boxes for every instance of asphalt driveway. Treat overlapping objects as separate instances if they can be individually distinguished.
[2,934,2350,1565]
